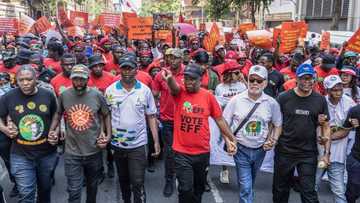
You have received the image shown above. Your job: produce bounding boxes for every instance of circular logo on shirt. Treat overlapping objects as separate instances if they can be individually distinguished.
[19,114,44,141]
[242,116,265,138]
[39,104,48,112]
[27,102,36,110]
[67,104,94,132]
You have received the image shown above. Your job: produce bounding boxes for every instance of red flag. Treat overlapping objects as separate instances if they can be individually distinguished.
[347,27,360,53]
[30,16,52,34]
[203,23,220,52]
[320,31,331,50]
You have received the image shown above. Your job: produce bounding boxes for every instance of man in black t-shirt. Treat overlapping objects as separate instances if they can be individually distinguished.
[332,105,360,202]
[258,53,284,98]
[273,64,331,203]
[0,65,58,203]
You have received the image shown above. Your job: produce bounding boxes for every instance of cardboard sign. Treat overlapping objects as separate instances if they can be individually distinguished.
[18,13,35,35]
[279,22,300,53]
[122,12,137,26]
[320,31,330,50]
[0,18,18,35]
[31,16,52,34]
[153,13,173,30]
[155,30,172,45]
[203,23,220,52]
[99,13,121,28]
[347,27,360,53]
[70,11,88,28]
[127,17,153,40]
[295,21,308,39]
[246,29,273,49]
[239,23,256,34]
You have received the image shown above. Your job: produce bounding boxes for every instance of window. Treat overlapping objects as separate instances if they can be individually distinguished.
[305,0,349,18]
[306,0,314,16]
[323,0,332,16]
[342,0,349,17]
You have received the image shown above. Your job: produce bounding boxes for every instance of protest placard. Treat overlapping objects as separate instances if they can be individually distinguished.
[279,22,300,53]
[31,16,52,34]
[239,22,256,35]
[99,13,121,28]
[320,31,330,50]
[70,11,88,28]
[18,13,35,35]
[0,18,18,35]
[127,17,153,40]
[247,29,273,49]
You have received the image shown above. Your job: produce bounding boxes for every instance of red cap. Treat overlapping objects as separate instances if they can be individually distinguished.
[225,50,239,60]
[217,60,241,75]
[139,50,152,57]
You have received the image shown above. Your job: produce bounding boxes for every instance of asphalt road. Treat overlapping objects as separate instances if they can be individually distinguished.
[0,154,352,203]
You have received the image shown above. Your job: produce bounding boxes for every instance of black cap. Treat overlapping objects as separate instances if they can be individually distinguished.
[321,53,335,68]
[184,64,203,79]
[88,54,105,68]
[17,49,34,60]
[0,72,10,81]
[119,56,137,69]
[291,53,305,63]
[2,51,16,61]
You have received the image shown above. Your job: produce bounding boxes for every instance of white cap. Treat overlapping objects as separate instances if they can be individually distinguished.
[215,44,224,51]
[248,65,268,80]
[324,75,342,89]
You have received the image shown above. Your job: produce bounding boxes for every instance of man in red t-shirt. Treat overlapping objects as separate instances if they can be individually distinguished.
[44,41,64,74]
[0,52,20,86]
[152,48,185,197]
[280,53,304,81]
[50,53,94,96]
[88,54,115,93]
[162,63,237,203]
[104,45,126,75]
[315,53,339,95]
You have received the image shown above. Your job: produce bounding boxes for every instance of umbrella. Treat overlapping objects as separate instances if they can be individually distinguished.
[173,23,197,35]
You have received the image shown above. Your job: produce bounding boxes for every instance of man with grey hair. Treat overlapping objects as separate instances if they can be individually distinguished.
[0,65,58,202]
[223,65,282,203]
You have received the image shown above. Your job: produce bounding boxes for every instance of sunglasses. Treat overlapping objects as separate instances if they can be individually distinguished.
[249,78,264,84]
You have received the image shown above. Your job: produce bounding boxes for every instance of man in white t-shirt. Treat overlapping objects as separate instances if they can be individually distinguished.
[223,65,282,203]
[316,75,356,203]
[105,55,160,203]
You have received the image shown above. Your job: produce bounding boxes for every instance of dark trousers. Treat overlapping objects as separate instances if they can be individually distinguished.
[106,144,114,166]
[175,152,209,203]
[272,153,319,203]
[161,121,175,181]
[0,138,15,183]
[114,145,147,203]
[0,185,5,203]
[346,154,360,203]
[64,152,103,203]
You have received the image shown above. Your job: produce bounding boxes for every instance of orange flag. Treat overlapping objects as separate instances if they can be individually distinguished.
[347,27,360,53]
[203,23,220,52]
[320,31,331,50]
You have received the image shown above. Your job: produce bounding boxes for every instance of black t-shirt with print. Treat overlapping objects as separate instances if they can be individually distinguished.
[276,89,329,157]
[264,69,284,98]
[343,105,360,160]
[0,87,57,160]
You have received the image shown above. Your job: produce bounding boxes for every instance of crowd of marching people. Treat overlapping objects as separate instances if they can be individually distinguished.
[0,18,359,203]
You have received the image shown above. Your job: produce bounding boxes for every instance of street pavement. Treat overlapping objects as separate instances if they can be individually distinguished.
[0,155,349,203]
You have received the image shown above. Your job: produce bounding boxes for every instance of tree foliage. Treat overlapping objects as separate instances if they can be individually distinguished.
[139,0,181,17]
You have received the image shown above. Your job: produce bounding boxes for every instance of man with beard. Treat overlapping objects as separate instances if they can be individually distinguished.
[29,53,56,84]
[72,42,88,65]
[193,50,220,92]
[223,65,282,203]
[49,64,111,203]
[273,64,331,203]
[0,65,58,203]
[104,45,127,75]
[105,56,160,203]
[162,63,237,203]
[50,53,93,96]
[152,48,185,197]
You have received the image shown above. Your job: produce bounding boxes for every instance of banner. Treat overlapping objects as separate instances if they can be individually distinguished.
[18,13,35,35]
[296,21,308,39]
[65,26,85,37]
[31,16,52,34]
[279,22,301,53]
[239,23,256,34]
[57,1,73,27]
[0,18,18,35]
[127,17,153,40]
[203,23,220,52]
[320,31,330,50]
[153,13,173,30]
[155,30,173,46]
[247,29,273,49]
[99,13,121,28]
[347,27,360,53]
[70,11,88,28]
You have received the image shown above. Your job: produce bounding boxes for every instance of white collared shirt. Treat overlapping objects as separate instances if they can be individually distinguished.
[105,80,157,149]
[223,90,282,148]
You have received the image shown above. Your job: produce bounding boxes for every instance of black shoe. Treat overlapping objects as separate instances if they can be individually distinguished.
[204,181,211,192]
[147,164,155,173]
[163,180,174,197]
[107,164,114,178]
[10,185,19,198]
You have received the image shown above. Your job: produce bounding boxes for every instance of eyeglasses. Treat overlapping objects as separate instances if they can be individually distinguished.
[249,78,264,84]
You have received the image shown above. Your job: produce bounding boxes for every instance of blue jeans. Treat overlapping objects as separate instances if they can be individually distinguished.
[10,152,57,203]
[233,143,265,203]
[316,162,346,203]
[346,154,360,203]
[64,152,103,203]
